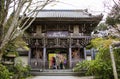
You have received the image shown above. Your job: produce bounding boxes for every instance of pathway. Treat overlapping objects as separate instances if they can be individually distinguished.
[28,76,94,79]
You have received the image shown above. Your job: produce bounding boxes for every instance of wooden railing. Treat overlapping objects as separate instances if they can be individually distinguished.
[30,59,84,69]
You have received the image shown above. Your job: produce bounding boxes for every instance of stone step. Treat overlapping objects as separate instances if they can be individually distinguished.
[30,69,86,76]
[31,69,73,72]
[31,72,85,76]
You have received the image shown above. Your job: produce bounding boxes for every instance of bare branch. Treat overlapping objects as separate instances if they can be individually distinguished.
[0,0,56,49]
[11,0,55,40]
[1,0,24,48]
[22,1,32,15]
[113,0,120,8]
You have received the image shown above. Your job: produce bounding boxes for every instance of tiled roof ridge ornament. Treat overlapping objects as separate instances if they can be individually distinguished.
[84,9,88,12]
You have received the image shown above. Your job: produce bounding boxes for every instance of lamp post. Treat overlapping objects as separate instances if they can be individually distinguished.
[109,42,120,79]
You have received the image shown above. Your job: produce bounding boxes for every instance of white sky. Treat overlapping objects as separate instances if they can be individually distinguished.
[44,0,115,19]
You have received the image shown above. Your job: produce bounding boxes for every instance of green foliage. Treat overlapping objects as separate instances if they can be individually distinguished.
[91,38,113,49]
[0,64,11,79]
[1,39,30,79]
[3,35,29,57]
[4,58,31,79]
[3,41,18,57]
[106,15,120,26]
[74,49,113,79]
[95,23,108,31]
[86,44,93,49]
[14,35,29,50]
[73,60,90,72]
[73,38,117,79]
[114,48,120,77]
[12,59,31,79]
[106,17,116,25]
[86,47,113,79]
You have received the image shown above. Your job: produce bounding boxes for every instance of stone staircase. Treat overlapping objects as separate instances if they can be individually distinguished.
[30,69,86,76]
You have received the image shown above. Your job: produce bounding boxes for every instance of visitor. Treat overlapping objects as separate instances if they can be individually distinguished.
[56,55,60,69]
[52,57,56,69]
[64,59,67,69]
[60,61,63,69]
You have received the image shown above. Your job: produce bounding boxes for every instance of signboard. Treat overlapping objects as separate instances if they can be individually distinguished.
[47,31,69,37]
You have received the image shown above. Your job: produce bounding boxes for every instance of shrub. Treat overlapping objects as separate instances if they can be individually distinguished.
[74,59,113,79]
[4,58,31,79]
[0,64,11,79]
[73,60,90,72]
[74,38,116,79]
[12,59,31,79]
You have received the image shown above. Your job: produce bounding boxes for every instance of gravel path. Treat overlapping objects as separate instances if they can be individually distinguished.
[28,76,94,79]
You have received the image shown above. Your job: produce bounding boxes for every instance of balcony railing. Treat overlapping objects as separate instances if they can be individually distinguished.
[26,33,91,38]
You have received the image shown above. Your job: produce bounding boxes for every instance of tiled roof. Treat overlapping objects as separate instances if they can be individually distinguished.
[35,9,96,18]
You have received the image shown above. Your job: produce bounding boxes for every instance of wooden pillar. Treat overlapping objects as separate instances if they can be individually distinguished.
[69,47,72,68]
[43,47,46,69]
[84,47,87,60]
[91,48,94,60]
[91,48,96,60]
[28,48,31,65]
[43,37,46,69]
[69,37,72,68]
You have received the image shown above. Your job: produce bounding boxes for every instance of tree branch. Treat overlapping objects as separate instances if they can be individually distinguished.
[11,0,54,40]
[0,0,24,49]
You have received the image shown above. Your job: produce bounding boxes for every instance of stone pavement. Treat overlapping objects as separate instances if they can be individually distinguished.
[28,76,94,79]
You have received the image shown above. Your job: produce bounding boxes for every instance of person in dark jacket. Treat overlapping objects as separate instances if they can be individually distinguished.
[52,57,56,69]
[60,61,63,69]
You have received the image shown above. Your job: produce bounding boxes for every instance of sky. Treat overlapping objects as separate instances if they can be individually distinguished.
[44,0,115,19]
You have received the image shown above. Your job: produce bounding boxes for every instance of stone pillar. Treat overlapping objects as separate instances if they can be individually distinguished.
[69,47,72,68]
[28,49,31,65]
[43,47,46,69]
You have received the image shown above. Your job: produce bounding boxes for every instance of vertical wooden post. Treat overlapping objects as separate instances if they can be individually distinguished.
[43,37,46,69]
[84,47,87,60]
[109,45,118,79]
[91,48,94,60]
[28,49,31,65]
[0,49,3,61]
[69,37,72,68]
[43,47,46,69]
[69,47,72,68]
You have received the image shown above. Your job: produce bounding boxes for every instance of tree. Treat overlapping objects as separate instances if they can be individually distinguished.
[0,0,56,56]
[95,23,108,31]
[106,0,120,34]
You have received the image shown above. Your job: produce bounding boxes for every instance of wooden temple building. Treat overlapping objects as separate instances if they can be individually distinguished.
[26,10,103,70]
